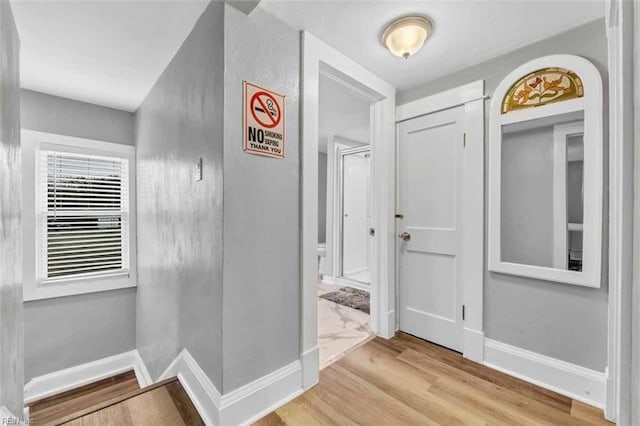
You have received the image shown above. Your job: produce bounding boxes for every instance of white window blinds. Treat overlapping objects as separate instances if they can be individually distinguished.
[40,151,129,281]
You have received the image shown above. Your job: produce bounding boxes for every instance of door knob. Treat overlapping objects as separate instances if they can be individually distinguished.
[398,232,411,241]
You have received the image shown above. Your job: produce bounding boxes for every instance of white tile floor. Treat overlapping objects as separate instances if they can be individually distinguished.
[317,282,374,369]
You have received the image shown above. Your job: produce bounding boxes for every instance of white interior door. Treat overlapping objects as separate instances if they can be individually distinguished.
[398,106,465,352]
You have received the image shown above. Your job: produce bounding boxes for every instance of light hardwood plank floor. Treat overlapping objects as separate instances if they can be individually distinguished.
[27,372,203,426]
[255,333,612,426]
[61,379,203,426]
[28,370,140,425]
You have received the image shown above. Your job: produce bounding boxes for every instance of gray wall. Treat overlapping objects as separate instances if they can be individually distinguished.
[20,91,137,381]
[0,0,23,415]
[222,4,300,393]
[318,152,327,243]
[21,90,134,146]
[398,19,609,371]
[24,289,135,379]
[135,1,224,388]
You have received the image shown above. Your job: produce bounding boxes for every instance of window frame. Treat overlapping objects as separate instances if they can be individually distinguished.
[23,130,137,301]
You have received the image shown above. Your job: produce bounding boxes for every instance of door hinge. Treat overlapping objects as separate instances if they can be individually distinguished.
[463,133,467,148]
[462,305,466,321]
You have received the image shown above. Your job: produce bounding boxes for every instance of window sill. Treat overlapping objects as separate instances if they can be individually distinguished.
[23,274,137,302]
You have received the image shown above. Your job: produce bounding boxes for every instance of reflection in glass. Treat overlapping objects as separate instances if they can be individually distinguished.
[500,111,584,272]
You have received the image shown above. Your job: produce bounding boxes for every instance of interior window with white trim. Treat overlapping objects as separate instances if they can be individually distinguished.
[22,130,137,301]
[40,151,130,281]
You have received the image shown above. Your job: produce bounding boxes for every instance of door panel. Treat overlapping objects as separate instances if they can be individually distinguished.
[406,251,457,320]
[398,106,464,352]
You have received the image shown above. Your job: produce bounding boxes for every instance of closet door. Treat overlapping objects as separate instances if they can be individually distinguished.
[397,106,465,351]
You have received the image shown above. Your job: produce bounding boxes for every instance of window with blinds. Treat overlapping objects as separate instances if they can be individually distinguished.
[40,151,129,281]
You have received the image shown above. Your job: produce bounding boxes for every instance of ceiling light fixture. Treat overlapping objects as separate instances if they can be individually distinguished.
[381,16,432,59]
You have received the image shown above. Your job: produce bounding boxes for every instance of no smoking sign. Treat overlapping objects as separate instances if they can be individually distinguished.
[243,81,285,159]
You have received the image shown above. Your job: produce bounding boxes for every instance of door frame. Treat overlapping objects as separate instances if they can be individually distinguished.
[300,32,396,390]
[395,80,486,362]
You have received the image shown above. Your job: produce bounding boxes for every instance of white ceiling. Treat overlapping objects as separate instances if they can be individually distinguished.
[10,0,605,113]
[319,74,370,152]
[260,0,605,90]
[11,0,209,112]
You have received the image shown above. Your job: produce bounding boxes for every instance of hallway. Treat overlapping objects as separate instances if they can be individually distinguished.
[256,333,612,426]
[0,0,636,423]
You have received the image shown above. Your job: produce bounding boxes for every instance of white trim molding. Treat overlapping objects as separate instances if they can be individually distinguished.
[24,350,151,404]
[463,328,485,363]
[396,80,486,122]
[300,345,319,392]
[395,80,485,362]
[606,0,635,423]
[484,339,607,409]
[160,349,221,425]
[219,360,303,425]
[160,349,303,425]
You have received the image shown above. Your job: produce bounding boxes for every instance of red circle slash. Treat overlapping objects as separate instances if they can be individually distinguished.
[250,91,281,129]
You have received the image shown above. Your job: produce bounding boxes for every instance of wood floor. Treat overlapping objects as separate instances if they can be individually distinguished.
[27,371,203,425]
[255,333,612,426]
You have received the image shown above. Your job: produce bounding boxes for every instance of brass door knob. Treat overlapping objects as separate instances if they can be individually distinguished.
[398,232,411,241]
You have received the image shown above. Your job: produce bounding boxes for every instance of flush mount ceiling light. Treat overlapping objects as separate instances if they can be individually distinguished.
[381,16,432,59]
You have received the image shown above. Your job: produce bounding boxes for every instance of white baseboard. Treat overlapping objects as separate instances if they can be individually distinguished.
[161,349,303,425]
[24,350,152,404]
[342,266,369,276]
[377,309,395,339]
[160,349,221,425]
[320,275,337,286]
[463,328,484,363]
[220,360,303,425]
[301,345,319,390]
[484,338,607,408]
[336,278,370,292]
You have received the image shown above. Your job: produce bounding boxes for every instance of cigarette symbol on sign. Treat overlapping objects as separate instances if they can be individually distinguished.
[250,91,281,129]
[255,99,277,117]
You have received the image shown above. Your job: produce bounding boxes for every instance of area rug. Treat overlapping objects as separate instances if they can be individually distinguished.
[320,287,370,314]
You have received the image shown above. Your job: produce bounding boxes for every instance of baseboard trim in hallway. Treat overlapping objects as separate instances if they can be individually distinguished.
[24,350,152,404]
[25,348,305,425]
[483,338,607,409]
[160,348,304,425]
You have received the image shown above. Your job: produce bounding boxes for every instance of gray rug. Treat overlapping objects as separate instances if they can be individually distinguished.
[320,287,370,314]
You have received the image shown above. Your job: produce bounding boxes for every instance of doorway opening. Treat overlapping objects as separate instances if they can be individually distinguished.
[301,32,396,389]
[317,72,373,368]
